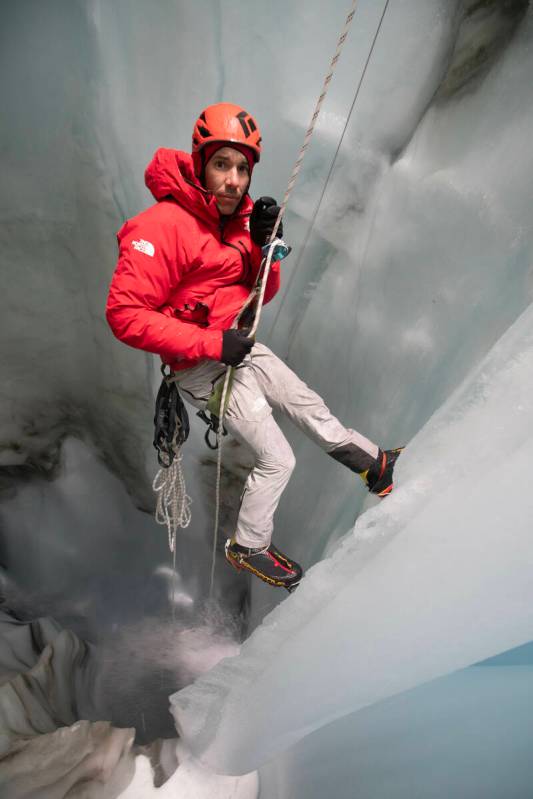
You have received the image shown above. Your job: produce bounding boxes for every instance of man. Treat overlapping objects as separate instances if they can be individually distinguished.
[106,102,401,592]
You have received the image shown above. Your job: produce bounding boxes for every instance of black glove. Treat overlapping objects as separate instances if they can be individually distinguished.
[221,329,254,366]
[250,196,283,247]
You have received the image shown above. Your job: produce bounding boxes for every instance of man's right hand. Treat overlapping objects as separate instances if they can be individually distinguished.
[221,329,254,366]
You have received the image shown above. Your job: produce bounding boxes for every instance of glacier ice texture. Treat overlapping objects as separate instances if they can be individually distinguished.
[257,666,533,799]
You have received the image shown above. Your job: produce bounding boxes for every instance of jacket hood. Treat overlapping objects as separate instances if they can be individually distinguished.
[144,148,253,227]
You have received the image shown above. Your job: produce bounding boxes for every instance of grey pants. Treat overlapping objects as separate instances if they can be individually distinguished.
[174,343,378,549]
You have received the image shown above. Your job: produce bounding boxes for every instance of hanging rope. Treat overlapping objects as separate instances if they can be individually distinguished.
[208,0,363,598]
[153,445,192,554]
[267,0,360,244]
[266,0,391,346]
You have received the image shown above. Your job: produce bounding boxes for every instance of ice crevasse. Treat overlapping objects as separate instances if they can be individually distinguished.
[2,0,533,794]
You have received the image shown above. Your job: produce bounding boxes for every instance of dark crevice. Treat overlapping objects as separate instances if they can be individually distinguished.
[436,0,529,100]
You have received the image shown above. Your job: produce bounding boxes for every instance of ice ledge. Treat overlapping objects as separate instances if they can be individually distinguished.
[170,301,533,774]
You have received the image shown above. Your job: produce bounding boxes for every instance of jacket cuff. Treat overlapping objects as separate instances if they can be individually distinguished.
[202,329,224,361]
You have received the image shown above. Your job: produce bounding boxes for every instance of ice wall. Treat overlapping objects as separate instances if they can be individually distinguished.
[171,300,533,773]
[257,666,533,799]
[263,0,533,574]
[0,0,252,678]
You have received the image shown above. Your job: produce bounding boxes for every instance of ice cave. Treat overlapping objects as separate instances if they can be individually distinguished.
[2,0,533,796]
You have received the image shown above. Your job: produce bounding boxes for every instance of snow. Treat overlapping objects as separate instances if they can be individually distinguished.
[117,743,257,799]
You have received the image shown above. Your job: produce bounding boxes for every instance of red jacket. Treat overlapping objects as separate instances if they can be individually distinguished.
[106,148,280,371]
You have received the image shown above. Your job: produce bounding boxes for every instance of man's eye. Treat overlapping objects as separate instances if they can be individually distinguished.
[238,165,249,174]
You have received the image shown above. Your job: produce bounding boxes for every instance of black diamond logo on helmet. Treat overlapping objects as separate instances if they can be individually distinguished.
[236,111,252,138]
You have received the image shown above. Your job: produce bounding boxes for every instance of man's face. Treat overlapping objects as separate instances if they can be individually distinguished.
[204,146,251,215]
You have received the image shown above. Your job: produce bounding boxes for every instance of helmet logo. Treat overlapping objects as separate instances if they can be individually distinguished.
[236,111,257,138]
[198,124,212,138]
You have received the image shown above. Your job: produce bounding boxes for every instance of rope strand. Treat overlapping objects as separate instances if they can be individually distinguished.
[266,0,392,346]
[267,0,359,247]
[207,0,361,597]
[208,368,232,598]
[153,448,192,554]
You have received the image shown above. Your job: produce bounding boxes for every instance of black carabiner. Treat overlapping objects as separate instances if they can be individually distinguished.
[196,410,227,450]
[204,426,219,450]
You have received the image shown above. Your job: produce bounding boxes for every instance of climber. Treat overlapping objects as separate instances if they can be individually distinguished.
[106,102,402,592]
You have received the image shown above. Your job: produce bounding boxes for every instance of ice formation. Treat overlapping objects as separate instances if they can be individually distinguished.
[117,742,258,799]
[171,301,533,772]
[257,666,533,799]
[2,0,533,795]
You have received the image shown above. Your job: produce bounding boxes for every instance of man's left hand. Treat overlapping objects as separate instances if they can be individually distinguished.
[250,196,283,246]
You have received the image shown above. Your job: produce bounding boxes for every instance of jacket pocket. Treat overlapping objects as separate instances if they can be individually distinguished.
[173,301,209,326]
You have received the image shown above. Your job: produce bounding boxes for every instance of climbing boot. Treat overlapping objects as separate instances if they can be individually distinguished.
[225,539,303,592]
[362,447,403,497]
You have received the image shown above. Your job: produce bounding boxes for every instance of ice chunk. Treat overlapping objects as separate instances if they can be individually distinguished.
[118,742,258,799]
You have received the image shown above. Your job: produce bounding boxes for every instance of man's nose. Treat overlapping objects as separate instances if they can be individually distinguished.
[225,167,239,187]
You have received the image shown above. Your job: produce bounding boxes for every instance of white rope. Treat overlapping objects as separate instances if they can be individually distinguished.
[208,367,232,598]
[266,0,392,344]
[273,0,359,238]
[207,0,360,597]
[250,0,361,338]
[153,447,192,554]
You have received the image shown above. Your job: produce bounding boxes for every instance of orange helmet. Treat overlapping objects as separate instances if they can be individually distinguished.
[192,102,262,163]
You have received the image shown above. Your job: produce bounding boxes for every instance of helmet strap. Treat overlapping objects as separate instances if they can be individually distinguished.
[199,148,208,186]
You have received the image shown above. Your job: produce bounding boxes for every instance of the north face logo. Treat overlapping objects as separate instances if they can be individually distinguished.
[132,238,155,257]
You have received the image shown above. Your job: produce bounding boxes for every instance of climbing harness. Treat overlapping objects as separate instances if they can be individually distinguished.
[194,364,238,450]
[152,365,192,553]
[196,409,227,450]
[208,0,368,597]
